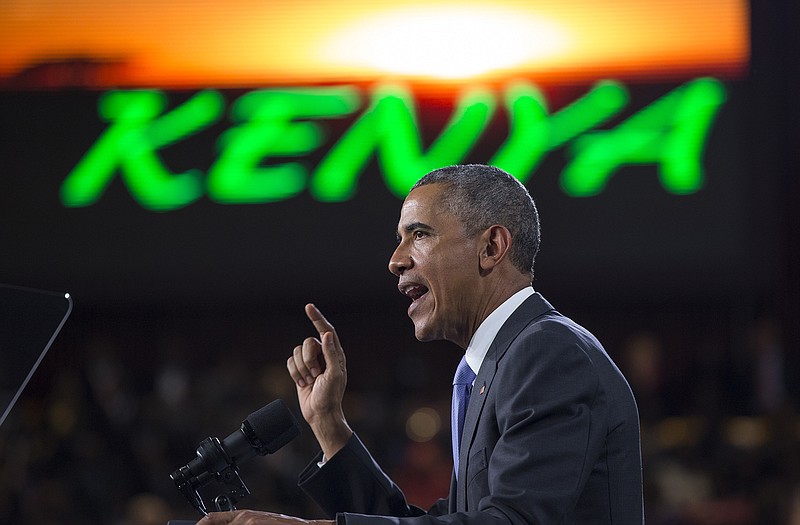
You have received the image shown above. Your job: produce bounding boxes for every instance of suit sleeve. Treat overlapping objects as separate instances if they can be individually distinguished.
[298,433,430,518]
[298,435,508,524]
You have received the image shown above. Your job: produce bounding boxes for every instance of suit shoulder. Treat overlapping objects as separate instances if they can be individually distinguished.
[519,310,604,352]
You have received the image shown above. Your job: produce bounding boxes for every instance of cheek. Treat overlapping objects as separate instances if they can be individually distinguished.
[429,275,464,310]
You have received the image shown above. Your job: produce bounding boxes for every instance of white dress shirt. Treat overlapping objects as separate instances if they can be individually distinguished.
[464,286,535,378]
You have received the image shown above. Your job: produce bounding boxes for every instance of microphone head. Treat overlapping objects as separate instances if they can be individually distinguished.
[245,399,301,454]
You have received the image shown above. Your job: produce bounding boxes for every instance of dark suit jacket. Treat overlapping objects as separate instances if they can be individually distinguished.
[298,293,644,524]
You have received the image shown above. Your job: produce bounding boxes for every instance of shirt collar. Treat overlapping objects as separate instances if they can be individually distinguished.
[464,287,534,375]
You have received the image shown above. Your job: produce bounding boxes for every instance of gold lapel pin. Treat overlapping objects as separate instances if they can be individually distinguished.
[479,384,486,395]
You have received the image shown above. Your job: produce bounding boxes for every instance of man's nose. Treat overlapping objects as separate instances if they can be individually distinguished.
[388,246,412,276]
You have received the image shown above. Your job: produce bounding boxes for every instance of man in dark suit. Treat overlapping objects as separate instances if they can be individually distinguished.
[202,164,644,524]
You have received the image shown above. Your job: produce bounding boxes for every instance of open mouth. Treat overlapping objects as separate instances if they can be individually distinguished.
[401,284,429,302]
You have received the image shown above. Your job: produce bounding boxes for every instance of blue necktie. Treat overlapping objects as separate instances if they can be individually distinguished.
[452,356,476,477]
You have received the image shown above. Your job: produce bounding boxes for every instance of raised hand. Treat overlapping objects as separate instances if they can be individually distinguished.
[286,304,352,459]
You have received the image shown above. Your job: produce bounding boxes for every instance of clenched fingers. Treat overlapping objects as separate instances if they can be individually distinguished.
[287,337,323,388]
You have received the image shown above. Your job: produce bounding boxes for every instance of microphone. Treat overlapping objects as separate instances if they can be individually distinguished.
[170,399,301,514]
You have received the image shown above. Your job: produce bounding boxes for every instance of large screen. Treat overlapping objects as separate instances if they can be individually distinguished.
[1,1,765,308]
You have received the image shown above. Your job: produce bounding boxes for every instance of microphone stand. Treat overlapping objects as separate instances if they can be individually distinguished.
[170,436,252,516]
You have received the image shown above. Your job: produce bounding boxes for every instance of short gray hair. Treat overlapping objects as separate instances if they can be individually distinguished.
[411,164,540,278]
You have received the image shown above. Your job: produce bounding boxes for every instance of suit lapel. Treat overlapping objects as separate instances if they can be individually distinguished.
[455,293,555,510]
[448,474,457,513]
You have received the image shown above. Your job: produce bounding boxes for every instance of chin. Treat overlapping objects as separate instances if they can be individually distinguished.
[413,328,430,342]
[412,323,435,342]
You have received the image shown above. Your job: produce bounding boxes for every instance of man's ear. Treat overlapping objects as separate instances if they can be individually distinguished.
[478,225,513,272]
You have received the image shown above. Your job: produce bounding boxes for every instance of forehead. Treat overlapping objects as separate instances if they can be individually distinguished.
[396,183,470,238]
[398,184,447,223]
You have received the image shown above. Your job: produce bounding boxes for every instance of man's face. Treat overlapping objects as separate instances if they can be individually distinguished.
[388,184,481,347]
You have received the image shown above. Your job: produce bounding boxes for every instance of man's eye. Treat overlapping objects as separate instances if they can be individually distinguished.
[413,231,426,240]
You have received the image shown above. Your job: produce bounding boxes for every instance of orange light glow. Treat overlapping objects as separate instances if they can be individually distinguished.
[321,6,571,80]
[0,0,749,88]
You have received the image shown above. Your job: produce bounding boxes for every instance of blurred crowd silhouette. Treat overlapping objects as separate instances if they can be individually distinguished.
[1,301,798,525]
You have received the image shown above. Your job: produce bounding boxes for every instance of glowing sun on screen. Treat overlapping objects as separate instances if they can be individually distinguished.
[320,5,571,80]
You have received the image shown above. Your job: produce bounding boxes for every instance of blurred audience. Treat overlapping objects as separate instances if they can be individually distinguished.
[0,310,796,524]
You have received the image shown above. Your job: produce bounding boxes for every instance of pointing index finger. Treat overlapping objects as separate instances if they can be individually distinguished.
[306,304,346,374]
[305,303,338,340]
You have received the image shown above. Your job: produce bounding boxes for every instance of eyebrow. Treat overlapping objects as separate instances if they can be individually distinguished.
[396,221,433,241]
